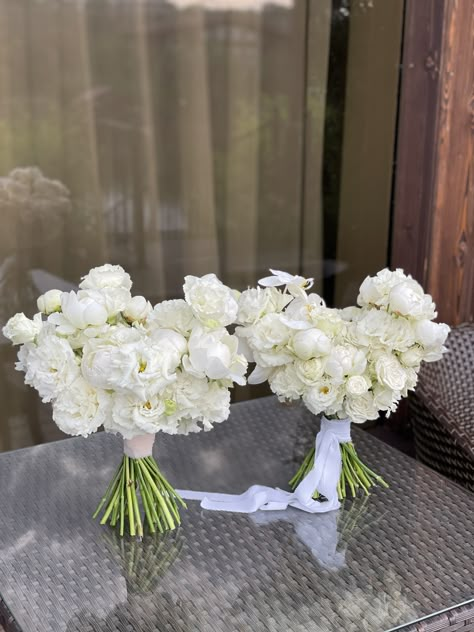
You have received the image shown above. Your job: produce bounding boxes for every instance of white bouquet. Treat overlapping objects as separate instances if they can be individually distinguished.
[3,265,247,536]
[237,268,450,503]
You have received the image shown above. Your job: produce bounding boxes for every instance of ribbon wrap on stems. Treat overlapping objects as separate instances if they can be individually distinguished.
[178,418,351,514]
[124,434,156,459]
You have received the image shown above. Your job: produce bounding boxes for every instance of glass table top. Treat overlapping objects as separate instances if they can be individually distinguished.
[0,396,473,631]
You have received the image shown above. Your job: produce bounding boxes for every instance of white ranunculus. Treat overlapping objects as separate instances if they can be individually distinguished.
[346,375,370,397]
[18,332,81,402]
[37,289,62,315]
[325,345,367,381]
[269,364,305,401]
[344,392,379,424]
[123,295,152,323]
[52,378,109,437]
[246,313,293,367]
[236,287,292,325]
[49,291,108,334]
[414,320,450,349]
[290,328,331,360]
[303,381,342,416]
[79,263,132,291]
[357,268,407,308]
[294,358,325,385]
[183,326,247,385]
[148,299,196,334]
[183,273,239,328]
[389,279,436,320]
[374,354,407,391]
[3,312,43,345]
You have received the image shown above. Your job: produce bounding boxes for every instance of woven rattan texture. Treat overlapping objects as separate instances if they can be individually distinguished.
[0,397,473,632]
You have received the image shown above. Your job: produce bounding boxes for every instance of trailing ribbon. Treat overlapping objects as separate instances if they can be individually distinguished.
[178,418,351,515]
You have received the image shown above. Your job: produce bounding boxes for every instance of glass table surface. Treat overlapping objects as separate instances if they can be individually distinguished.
[0,396,473,631]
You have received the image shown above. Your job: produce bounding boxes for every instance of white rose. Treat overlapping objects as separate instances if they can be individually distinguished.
[291,328,331,360]
[375,354,407,391]
[37,289,62,315]
[303,381,342,416]
[18,331,80,402]
[52,378,109,437]
[48,291,108,334]
[123,295,152,323]
[247,313,292,367]
[183,326,247,385]
[268,364,304,401]
[148,299,196,334]
[325,345,367,381]
[414,320,450,348]
[389,279,436,319]
[344,392,379,424]
[346,375,370,396]
[3,312,43,345]
[79,264,132,291]
[183,273,239,328]
[357,268,407,308]
[294,358,325,385]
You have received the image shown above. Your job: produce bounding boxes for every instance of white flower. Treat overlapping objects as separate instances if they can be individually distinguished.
[52,378,109,437]
[49,291,108,334]
[303,381,343,416]
[282,293,326,327]
[37,289,62,315]
[183,326,247,385]
[106,394,168,439]
[325,345,367,381]
[357,268,407,308]
[414,320,450,349]
[344,392,379,424]
[389,279,436,319]
[236,287,292,325]
[399,346,424,368]
[3,312,43,345]
[355,309,415,352]
[294,358,325,385]
[18,332,80,402]
[245,313,293,367]
[123,295,152,323]
[79,264,132,291]
[372,385,401,413]
[269,364,304,401]
[258,268,314,298]
[183,273,239,328]
[79,287,132,318]
[346,375,370,396]
[374,354,407,391]
[148,299,196,334]
[290,328,331,360]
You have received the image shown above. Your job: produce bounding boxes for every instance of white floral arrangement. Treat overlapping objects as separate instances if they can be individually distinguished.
[236,268,450,501]
[3,265,247,536]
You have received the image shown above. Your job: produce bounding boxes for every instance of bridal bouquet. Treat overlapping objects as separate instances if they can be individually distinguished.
[237,268,450,504]
[3,265,247,536]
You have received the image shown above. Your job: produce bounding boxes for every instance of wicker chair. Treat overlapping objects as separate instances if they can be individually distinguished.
[409,323,474,492]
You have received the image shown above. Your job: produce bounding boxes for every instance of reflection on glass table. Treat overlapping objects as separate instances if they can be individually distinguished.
[0,397,473,632]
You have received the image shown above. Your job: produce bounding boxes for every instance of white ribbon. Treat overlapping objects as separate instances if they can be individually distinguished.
[178,418,351,515]
[124,434,155,459]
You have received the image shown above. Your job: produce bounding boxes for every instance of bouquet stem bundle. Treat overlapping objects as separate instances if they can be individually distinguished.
[93,456,186,537]
[289,442,389,501]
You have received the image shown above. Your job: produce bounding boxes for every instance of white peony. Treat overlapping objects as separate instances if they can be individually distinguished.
[245,313,293,367]
[148,299,196,334]
[346,375,370,396]
[37,289,62,315]
[283,294,326,327]
[106,394,168,439]
[290,328,331,360]
[269,364,304,401]
[3,312,43,345]
[183,326,247,385]
[325,345,367,381]
[372,385,401,413]
[183,273,239,328]
[79,287,132,318]
[303,381,343,416]
[374,354,407,391]
[79,263,132,291]
[17,331,81,402]
[414,320,450,349]
[123,295,152,323]
[357,268,407,308]
[389,279,436,319]
[53,378,110,437]
[399,346,424,368]
[344,392,379,424]
[49,291,108,334]
[355,309,415,352]
[294,358,325,385]
[236,287,292,325]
